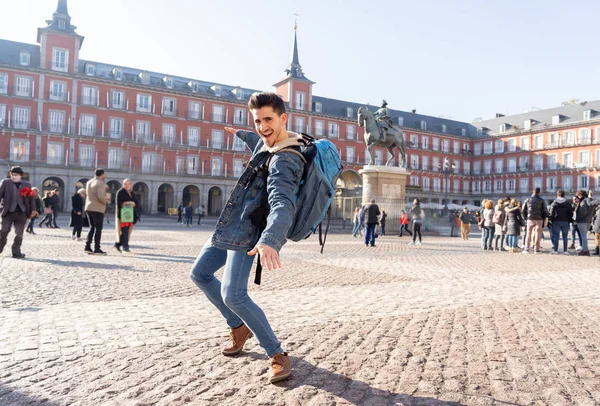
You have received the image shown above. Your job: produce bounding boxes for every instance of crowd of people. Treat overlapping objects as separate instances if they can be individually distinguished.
[176,202,205,226]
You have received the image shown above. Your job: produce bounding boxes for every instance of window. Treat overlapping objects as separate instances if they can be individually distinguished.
[409,134,418,147]
[188,127,200,147]
[162,98,176,116]
[563,130,575,146]
[420,120,427,131]
[579,128,591,144]
[294,116,305,133]
[328,122,339,138]
[162,124,175,145]
[111,91,124,109]
[433,178,441,192]
[533,155,544,171]
[463,181,470,193]
[546,177,557,192]
[233,108,245,125]
[473,161,481,174]
[507,179,516,193]
[519,156,529,171]
[507,158,517,172]
[80,114,95,136]
[453,141,460,154]
[472,181,480,194]
[232,135,245,151]
[346,147,355,163]
[137,121,151,143]
[86,64,95,76]
[49,81,66,101]
[188,101,201,120]
[521,137,530,151]
[410,176,419,187]
[432,137,440,151]
[495,159,503,173]
[235,89,244,100]
[314,102,322,113]
[108,148,123,169]
[213,86,222,97]
[346,107,353,118]
[453,179,460,192]
[473,143,482,155]
[499,123,508,133]
[0,104,5,127]
[441,140,450,153]
[233,159,244,177]
[58,20,66,30]
[82,86,98,105]
[13,107,30,129]
[19,52,30,66]
[212,105,224,122]
[422,177,430,191]
[346,124,356,140]
[52,48,68,72]
[113,68,123,81]
[109,118,123,139]
[578,175,589,189]
[442,124,447,134]
[10,139,30,162]
[398,116,404,126]
[187,156,199,175]
[547,154,557,170]
[584,110,592,121]
[49,110,65,133]
[211,157,223,176]
[79,145,94,167]
[142,153,157,173]
[483,160,492,174]
[453,159,460,174]
[211,130,224,149]
[16,77,31,97]
[0,73,7,94]
[548,132,559,147]
[578,151,590,167]
[596,149,600,166]
[463,161,470,174]
[596,127,600,144]
[176,157,185,174]
[136,94,152,112]
[562,176,573,191]
[422,156,429,170]
[552,115,561,125]
[519,178,529,193]
[483,141,493,154]
[533,134,543,150]
[563,152,573,168]
[461,128,467,137]
[421,136,429,150]
[597,175,600,191]
[164,77,173,89]
[483,181,491,193]
[314,120,324,136]
[410,155,419,169]
[495,139,504,153]
[47,142,63,165]
[295,92,305,110]
[494,180,503,194]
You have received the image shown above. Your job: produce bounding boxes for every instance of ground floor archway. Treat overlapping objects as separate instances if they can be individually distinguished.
[207,186,223,216]
[106,180,121,207]
[42,176,65,210]
[182,185,200,209]
[132,182,149,214]
[157,183,174,213]
[75,178,89,193]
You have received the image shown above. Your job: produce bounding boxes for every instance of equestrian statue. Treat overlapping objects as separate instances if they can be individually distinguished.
[357,100,407,168]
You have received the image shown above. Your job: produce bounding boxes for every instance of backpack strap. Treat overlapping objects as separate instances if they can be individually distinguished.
[318,206,332,254]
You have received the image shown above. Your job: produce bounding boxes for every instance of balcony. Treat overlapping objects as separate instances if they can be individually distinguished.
[48,90,67,102]
[80,96,99,106]
[9,85,33,98]
[293,125,305,133]
[161,107,178,117]
[461,149,472,156]
[1,119,36,131]
[233,116,247,126]
[578,138,592,146]
[187,110,202,120]
[545,142,559,149]
[312,127,325,137]
[211,114,225,123]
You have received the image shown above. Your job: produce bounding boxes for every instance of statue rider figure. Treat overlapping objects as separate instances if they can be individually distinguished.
[374,100,394,141]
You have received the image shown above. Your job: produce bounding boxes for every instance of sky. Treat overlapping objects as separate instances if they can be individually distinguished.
[2,0,599,123]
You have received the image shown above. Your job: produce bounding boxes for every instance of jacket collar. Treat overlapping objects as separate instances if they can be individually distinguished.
[260,132,304,154]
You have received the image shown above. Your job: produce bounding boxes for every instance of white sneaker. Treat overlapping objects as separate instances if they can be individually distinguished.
[576,246,583,251]
[416,242,422,246]
[71,235,76,240]
[550,251,558,255]
[408,242,414,245]
[522,250,530,254]
[562,251,569,255]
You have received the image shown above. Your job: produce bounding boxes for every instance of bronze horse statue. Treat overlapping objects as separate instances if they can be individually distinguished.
[357,106,407,168]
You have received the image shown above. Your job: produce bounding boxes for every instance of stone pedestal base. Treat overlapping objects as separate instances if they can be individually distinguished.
[359,165,409,233]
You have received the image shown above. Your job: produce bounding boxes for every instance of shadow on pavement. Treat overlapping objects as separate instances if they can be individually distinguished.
[0,386,59,406]
[134,253,196,264]
[25,258,147,272]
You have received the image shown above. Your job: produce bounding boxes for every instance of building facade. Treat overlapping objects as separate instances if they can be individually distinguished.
[1,1,599,216]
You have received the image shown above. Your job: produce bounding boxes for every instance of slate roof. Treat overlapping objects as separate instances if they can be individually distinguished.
[0,40,41,69]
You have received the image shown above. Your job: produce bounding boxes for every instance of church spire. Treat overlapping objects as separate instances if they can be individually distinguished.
[284,13,308,80]
[43,0,78,34]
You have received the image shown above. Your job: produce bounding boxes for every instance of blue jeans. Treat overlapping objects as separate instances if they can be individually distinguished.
[552,222,569,252]
[364,223,376,246]
[483,226,495,249]
[190,239,283,357]
[571,223,582,246]
[351,221,361,236]
[577,223,591,251]
[506,235,518,248]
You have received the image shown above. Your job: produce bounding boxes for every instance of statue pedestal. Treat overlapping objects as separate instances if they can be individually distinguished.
[359,165,409,233]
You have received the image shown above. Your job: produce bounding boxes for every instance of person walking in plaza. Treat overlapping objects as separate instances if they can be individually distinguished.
[0,166,37,259]
[177,202,184,224]
[184,202,193,227]
[521,187,548,254]
[85,169,108,255]
[70,188,86,241]
[459,207,470,240]
[358,204,366,237]
[38,190,54,228]
[493,199,507,251]
[351,207,361,237]
[196,204,205,225]
[380,210,387,236]
[569,196,582,250]
[548,189,572,255]
[504,198,523,253]
[26,187,42,235]
[364,199,380,247]
[190,93,304,384]
[482,200,495,251]
[592,204,600,256]
[448,211,457,237]
[573,190,600,256]
[50,189,60,228]
[398,209,412,237]
[114,179,139,253]
[408,199,424,245]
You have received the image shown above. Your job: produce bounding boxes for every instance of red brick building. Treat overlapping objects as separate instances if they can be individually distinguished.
[1,1,598,216]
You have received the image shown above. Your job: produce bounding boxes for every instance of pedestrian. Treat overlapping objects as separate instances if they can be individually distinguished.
[493,199,507,251]
[358,205,366,236]
[569,196,582,250]
[521,187,549,254]
[380,210,387,236]
[114,178,139,253]
[459,207,470,240]
[196,204,205,225]
[573,190,600,256]
[177,202,184,224]
[84,169,108,255]
[70,188,86,241]
[482,200,495,251]
[190,92,303,383]
[38,190,54,228]
[351,207,361,237]
[504,198,523,253]
[398,209,412,237]
[364,199,380,247]
[185,202,193,227]
[26,187,42,235]
[592,203,600,256]
[448,211,457,237]
[0,166,37,258]
[50,189,60,228]
[408,199,424,245]
[105,190,111,224]
[548,189,572,255]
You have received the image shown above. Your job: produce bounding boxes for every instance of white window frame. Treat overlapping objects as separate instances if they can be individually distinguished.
[19,52,30,66]
[137,120,151,143]
[0,104,6,127]
[10,139,30,162]
[82,86,98,106]
[233,159,244,177]
[15,76,31,97]
[162,97,176,116]
[495,158,503,174]
[136,94,152,113]
[108,148,123,170]
[578,150,590,167]
[52,47,69,72]
[186,155,199,175]
[211,157,223,176]
[432,137,440,151]
[109,117,123,139]
[111,90,124,109]
[507,179,516,193]
[49,110,65,133]
[473,143,482,155]
[346,107,353,118]
[295,92,306,110]
[495,139,504,153]
[233,108,245,125]
[13,106,30,129]
[563,152,573,168]
[346,124,356,140]
[422,177,430,191]
[314,102,322,113]
[188,127,200,147]
[79,144,95,167]
[162,123,176,145]
[232,134,245,151]
[80,114,95,136]
[520,137,530,151]
[142,152,157,173]
[211,129,224,149]
[49,80,67,101]
[346,146,355,163]
[189,102,201,120]
[328,122,339,138]
[507,138,516,152]
[212,105,224,123]
[421,136,429,150]
[46,142,64,165]
[0,73,7,94]
[507,157,517,172]
[314,120,324,136]
[562,176,573,192]
[86,64,96,76]
[483,141,493,154]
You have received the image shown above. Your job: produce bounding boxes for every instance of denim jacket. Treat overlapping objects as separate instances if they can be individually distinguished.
[211,130,304,252]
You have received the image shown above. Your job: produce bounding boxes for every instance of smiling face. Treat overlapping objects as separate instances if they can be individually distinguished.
[252,106,288,148]
[124,179,132,192]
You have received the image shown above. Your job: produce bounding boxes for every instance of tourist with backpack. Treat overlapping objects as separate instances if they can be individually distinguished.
[190,93,341,385]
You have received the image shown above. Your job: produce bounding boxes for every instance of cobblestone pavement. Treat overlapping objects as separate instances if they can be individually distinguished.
[1,218,599,405]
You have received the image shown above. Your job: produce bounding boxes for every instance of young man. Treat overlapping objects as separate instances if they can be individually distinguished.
[459,207,470,240]
[364,199,380,247]
[85,169,108,255]
[0,166,37,258]
[521,187,548,254]
[548,189,572,255]
[50,189,60,228]
[190,92,304,384]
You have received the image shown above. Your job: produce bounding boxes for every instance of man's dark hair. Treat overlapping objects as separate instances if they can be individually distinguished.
[95,168,105,177]
[557,189,565,197]
[248,92,286,116]
[534,187,541,194]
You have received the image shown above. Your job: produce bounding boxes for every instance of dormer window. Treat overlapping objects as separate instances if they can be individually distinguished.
[314,102,322,113]
[112,68,123,81]
[420,120,427,131]
[211,85,222,97]
[188,81,200,92]
[499,123,510,133]
[461,128,467,136]
[583,110,593,121]
[346,107,353,118]
[85,64,96,76]
[163,77,173,89]
[232,88,244,100]
[552,115,563,125]
[19,52,30,66]
[397,116,403,126]
[524,119,532,130]
[138,72,150,85]
[58,20,66,30]
[441,124,447,133]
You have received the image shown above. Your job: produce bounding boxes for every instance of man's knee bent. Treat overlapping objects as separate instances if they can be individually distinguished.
[221,287,249,310]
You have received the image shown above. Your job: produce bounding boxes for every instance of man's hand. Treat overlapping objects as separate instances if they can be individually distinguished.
[224,127,242,136]
[248,244,281,271]
[76,212,81,215]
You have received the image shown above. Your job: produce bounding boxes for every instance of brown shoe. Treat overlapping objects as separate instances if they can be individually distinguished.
[578,250,590,256]
[222,324,253,356]
[268,352,291,383]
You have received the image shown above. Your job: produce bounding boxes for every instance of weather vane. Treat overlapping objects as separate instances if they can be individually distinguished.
[294,10,299,30]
